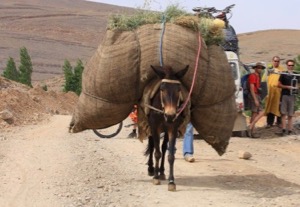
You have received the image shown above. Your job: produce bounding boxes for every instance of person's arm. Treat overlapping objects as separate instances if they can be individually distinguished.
[278,76,295,90]
[249,83,259,106]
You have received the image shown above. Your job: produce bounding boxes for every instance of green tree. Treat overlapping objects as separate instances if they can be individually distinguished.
[294,55,300,73]
[291,55,300,111]
[2,57,19,81]
[18,47,33,87]
[73,59,84,95]
[62,59,84,95]
[63,59,76,92]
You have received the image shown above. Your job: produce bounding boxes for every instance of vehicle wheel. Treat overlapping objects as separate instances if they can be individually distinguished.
[93,122,123,138]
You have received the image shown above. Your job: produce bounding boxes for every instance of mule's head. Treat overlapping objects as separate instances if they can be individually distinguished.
[151,65,189,122]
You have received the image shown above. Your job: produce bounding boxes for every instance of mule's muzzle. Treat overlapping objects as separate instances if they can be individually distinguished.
[164,114,176,123]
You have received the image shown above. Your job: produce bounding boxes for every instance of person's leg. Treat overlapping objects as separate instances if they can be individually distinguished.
[127,126,137,138]
[276,95,288,136]
[287,116,293,134]
[247,95,260,137]
[250,111,264,133]
[276,116,282,126]
[250,112,258,124]
[183,123,194,162]
[287,95,295,134]
[267,113,274,127]
[250,111,257,124]
[281,114,287,133]
[249,111,265,138]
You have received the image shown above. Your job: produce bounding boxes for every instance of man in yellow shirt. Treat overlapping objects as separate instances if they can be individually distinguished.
[264,56,286,128]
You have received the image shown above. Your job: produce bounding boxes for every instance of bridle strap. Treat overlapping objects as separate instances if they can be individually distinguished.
[161,79,181,84]
[145,78,182,116]
[144,103,164,114]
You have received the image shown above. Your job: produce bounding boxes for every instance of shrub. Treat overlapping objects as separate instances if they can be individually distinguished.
[18,47,33,87]
[63,59,84,95]
[2,57,19,81]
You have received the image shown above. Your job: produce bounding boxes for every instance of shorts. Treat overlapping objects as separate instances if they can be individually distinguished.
[249,94,263,113]
[280,95,295,116]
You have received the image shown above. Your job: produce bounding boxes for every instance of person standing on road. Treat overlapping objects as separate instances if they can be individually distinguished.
[182,122,195,162]
[276,60,298,136]
[264,56,286,128]
[247,62,266,138]
[127,105,138,138]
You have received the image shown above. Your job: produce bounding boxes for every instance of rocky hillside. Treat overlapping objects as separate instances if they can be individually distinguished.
[0,76,78,129]
[0,0,135,81]
[0,0,299,82]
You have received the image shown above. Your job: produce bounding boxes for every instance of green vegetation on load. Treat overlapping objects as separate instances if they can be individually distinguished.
[107,5,224,45]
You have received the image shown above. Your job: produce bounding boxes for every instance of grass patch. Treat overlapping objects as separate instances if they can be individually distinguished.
[107,5,224,45]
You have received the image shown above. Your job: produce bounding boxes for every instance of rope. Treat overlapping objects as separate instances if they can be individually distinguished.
[159,14,166,66]
[156,16,202,121]
[175,32,202,118]
[144,103,164,114]
[83,91,131,104]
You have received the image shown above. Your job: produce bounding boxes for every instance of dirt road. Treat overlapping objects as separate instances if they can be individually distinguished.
[0,115,300,207]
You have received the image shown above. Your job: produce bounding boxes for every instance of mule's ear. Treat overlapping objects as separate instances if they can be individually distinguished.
[175,65,189,79]
[151,65,165,79]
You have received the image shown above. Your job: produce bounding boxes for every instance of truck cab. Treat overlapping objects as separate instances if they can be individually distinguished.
[225,51,247,136]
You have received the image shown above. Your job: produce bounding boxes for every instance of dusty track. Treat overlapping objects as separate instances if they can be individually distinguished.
[0,115,300,207]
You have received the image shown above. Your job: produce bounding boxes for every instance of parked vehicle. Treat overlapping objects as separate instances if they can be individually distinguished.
[193,4,239,54]
[226,51,248,136]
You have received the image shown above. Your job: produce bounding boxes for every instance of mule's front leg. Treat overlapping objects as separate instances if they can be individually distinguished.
[152,133,162,185]
[159,134,168,180]
[147,136,155,176]
[167,133,176,191]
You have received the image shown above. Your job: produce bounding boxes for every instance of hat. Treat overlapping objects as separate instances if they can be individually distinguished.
[253,62,266,69]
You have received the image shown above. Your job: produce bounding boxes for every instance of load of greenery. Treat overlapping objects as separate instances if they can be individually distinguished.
[62,59,84,96]
[107,5,224,45]
[2,47,33,87]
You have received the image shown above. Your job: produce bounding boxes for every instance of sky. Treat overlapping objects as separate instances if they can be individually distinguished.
[87,0,300,34]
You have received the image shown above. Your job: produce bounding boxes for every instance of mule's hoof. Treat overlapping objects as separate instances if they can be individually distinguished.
[159,174,166,180]
[153,178,161,185]
[148,171,154,176]
[168,183,176,191]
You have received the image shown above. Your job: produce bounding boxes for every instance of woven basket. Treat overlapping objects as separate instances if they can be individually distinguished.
[69,23,236,155]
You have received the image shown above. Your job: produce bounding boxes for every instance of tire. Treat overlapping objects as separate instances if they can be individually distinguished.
[93,122,123,138]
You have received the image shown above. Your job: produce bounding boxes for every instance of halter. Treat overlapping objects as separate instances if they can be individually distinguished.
[160,79,182,110]
[161,79,181,84]
[145,78,183,122]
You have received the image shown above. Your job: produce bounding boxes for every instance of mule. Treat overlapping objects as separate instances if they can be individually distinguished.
[145,65,189,191]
